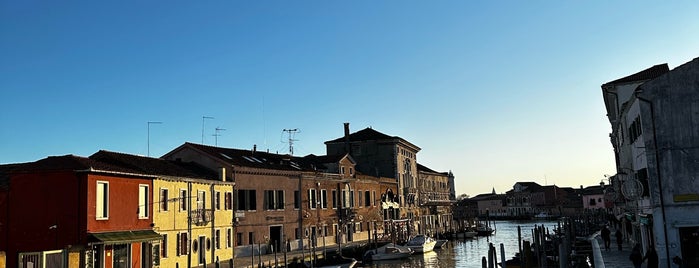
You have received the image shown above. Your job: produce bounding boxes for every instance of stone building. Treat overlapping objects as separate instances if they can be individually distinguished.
[603,57,699,267]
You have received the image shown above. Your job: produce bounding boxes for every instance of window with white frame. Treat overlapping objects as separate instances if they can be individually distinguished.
[96,181,109,219]
[320,189,327,209]
[162,234,168,258]
[224,192,232,210]
[138,184,149,219]
[227,228,232,248]
[180,189,188,211]
[160,188,169,212]
[309,189,317,209]
[215,229,221,249]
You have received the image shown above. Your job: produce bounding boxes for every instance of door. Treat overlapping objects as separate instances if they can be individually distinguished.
[270,226,282,253]
[141,242,152,268]
[113,244,129,268]
[198,236,206,265]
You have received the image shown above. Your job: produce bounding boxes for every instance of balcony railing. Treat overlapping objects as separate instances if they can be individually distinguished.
[192,208,213,226]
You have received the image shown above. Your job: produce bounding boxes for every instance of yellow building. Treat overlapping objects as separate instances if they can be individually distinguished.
[90,150,236,268]
[154,175,235,268]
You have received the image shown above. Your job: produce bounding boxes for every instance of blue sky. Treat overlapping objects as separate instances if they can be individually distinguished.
[2,1,699,196]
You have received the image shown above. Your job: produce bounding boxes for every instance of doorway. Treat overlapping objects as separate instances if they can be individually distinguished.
[680,226,699,267]
[270,226,282,253]
[199,236,206,265]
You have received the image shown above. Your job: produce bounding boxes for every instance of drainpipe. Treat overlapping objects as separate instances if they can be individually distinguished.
[188,182,192,268]
[298,174,304,253]
[211,182,216,265]
[635,93,671,268]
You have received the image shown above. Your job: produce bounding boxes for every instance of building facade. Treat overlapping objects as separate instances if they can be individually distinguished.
[603,58,699,267]
[0,155,161,268]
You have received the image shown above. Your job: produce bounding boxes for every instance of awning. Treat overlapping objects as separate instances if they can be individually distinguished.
[88,230,162,245]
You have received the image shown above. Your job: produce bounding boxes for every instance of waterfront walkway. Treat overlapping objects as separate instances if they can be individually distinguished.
[590,227,648,268]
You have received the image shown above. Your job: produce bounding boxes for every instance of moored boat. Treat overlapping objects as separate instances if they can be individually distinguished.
[406,235,437,253]
[363,243,413,261]
[434,239,448,248]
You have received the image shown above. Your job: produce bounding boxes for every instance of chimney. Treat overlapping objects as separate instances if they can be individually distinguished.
[253,144,257,153]
[220,167,226,182]
[344,122,350,154]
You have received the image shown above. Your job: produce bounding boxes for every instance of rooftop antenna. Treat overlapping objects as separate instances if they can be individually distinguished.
[202,116,214,144]
[282,128,299,155]
[213,127,226,146]
[147,121,162,157]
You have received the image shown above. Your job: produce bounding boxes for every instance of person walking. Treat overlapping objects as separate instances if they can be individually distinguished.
[615,229,623,251]
[643,247,659,268]
[601,225,611,251]
[630,244,643,268]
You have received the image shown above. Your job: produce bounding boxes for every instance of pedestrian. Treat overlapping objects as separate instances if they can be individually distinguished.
[615,229,623,251]
[601,225,611,251]
[629,244,643,268]
[643,247,658,268]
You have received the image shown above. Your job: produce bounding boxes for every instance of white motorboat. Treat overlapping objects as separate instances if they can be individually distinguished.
[406,235,437,254]
[363,243,413,261]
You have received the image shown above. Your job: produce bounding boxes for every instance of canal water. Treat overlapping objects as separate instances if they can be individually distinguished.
[361,220,560,268]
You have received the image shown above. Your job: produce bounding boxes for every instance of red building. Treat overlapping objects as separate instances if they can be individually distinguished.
[0,155,161,268]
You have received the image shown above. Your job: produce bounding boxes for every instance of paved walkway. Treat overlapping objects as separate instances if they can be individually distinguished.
[590,227,647,268]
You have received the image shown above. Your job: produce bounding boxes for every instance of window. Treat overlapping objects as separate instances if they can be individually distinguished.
[96,181,109,219]
[342,190,347,208]
[180,190,187,211]
[236,190,257,211]
[265,190,285,210]
[177,233,188,256]
[139,185,149,219]
[350,190,355,208]
[224,192,232,210]
[196,190,206,210]
[349,168,353,175]
[236,233,243,246]
[365,191,371,207]
[160,188,169,212]
[215,191,221,210]
[227,228,232,248]
[215,229,221,249]
[320,189,327,209]
[248,232,254,245]
[309,189,317,209]
[341,166,346,175]
[358,190,363,207]
[294,191,300,209]
[332,190,337,209]
[162,234,168,258]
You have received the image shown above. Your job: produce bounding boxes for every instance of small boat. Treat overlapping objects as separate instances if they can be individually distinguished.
[533,212,557,220]
[434,239,448,248]
[456,230,478,239]
[318,258,358,268]
[363,243,413,261]
[406,235,437,253]
[476,223,495,236]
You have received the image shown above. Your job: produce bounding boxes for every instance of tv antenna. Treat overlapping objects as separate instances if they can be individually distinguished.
[213,127,226,146]
[282,128,299,155]
[201,116,214,144]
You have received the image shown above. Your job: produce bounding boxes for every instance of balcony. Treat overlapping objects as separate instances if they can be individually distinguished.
[192,208,213,226]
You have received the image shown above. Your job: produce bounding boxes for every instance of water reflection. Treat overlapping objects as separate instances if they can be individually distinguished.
[361,220,559,268]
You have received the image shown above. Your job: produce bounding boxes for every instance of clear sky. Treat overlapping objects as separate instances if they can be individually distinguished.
[2,1,699,197]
